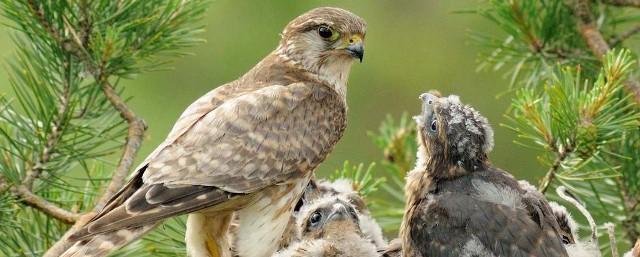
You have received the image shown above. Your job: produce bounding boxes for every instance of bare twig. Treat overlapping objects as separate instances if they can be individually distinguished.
[538,150,568,194]
[94,79,146,210]
[603,0,640,8]
[605,223,619,257]
[610,25,640,46]
[1,177,79,224]
[573,0,610,58]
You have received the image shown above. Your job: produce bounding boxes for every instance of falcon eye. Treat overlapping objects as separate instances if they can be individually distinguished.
[430,120,437,132]
[317,26,338,41]
[309,211,322,225]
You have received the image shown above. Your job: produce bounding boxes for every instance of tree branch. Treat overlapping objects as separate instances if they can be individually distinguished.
[18,2,149,256]
[573,0,610,58]
[571,0,640,104]
[609,25,640,46]
[538,150,568,194]
[94,79,147,210]
[0,178,79,224]
[23,62,71,190]
[602,0,640,8]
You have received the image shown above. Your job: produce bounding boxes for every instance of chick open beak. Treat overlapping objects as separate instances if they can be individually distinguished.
[345,35,364,62]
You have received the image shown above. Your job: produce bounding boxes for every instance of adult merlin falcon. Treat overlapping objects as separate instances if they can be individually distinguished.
[61,7,366,257]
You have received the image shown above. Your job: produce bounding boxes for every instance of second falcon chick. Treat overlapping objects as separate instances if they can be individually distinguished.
[273,196,378,257]
[274,179,386,251]
[400,92,569,257]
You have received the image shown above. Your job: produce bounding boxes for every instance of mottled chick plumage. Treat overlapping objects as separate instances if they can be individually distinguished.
[400,92,568,257]
[61,6,366,257]
[272,196,377,257]
[273,178,385,252]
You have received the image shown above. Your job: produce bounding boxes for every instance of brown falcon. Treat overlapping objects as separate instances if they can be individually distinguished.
[61,7,366,257]
[400,92,569,257]
[272,196,378,257]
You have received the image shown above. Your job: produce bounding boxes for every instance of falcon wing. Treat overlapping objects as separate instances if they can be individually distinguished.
[72,82,345,240]
[467,200,568,257]
[408,184,568,257]
[143,82,345,192]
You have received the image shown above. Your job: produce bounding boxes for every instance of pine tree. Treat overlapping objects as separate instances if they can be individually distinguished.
[1,1,639,257]
[366,1,640,256]
[474,1,640,255]
[0,1,206,256]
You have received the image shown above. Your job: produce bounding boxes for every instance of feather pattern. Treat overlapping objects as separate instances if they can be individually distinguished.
[60,6,366,257]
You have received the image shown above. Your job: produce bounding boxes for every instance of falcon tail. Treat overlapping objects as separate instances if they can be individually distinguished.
[60,224,158,257]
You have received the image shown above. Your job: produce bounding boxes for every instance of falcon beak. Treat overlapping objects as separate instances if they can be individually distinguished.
[327,203,349,221]
[419,93,437,120]
[327,200,358,222]
[345,35,364,62]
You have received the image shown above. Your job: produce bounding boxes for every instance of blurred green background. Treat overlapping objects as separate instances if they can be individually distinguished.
[0,1,541,182]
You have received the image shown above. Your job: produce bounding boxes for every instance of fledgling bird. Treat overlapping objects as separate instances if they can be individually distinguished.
[273,178,386,252]
[553,186,600,257]
[400,92,569,257]
[517,180,578,246]
[272,196,378,257]
[521,182,606,257]
[61,7,366,257]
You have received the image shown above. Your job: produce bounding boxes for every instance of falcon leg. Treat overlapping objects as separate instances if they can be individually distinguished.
[186,212,233,257]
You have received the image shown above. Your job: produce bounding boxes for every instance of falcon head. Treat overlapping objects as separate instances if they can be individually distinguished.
[414,92,494,176]
[297,196,361,240]
[278,7,366,83]
[548,201,577,245]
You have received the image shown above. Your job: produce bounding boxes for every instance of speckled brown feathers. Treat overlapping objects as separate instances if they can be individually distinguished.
[61,7,366,257]
[400,93,568,257]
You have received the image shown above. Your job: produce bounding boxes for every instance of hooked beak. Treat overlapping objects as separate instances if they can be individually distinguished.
[419,93,437,122]
[345,35,364,62]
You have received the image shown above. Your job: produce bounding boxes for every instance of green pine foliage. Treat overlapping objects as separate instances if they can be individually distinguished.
[0,0,207,256]
[472,1,640,255]
[1,1,639,256]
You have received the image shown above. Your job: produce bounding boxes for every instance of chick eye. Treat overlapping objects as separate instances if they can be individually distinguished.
[309,211,322,225]
[430,120,437,132]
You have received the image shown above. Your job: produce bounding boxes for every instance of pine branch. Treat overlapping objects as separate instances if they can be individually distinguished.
[95,79,146,210]
[572,0,609,58]
[1,178,79,224]
[609,25,640,46]
[1,0,207,256]
[571,0,640,104]
[539,150,569,193]
[602,0,640,8]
